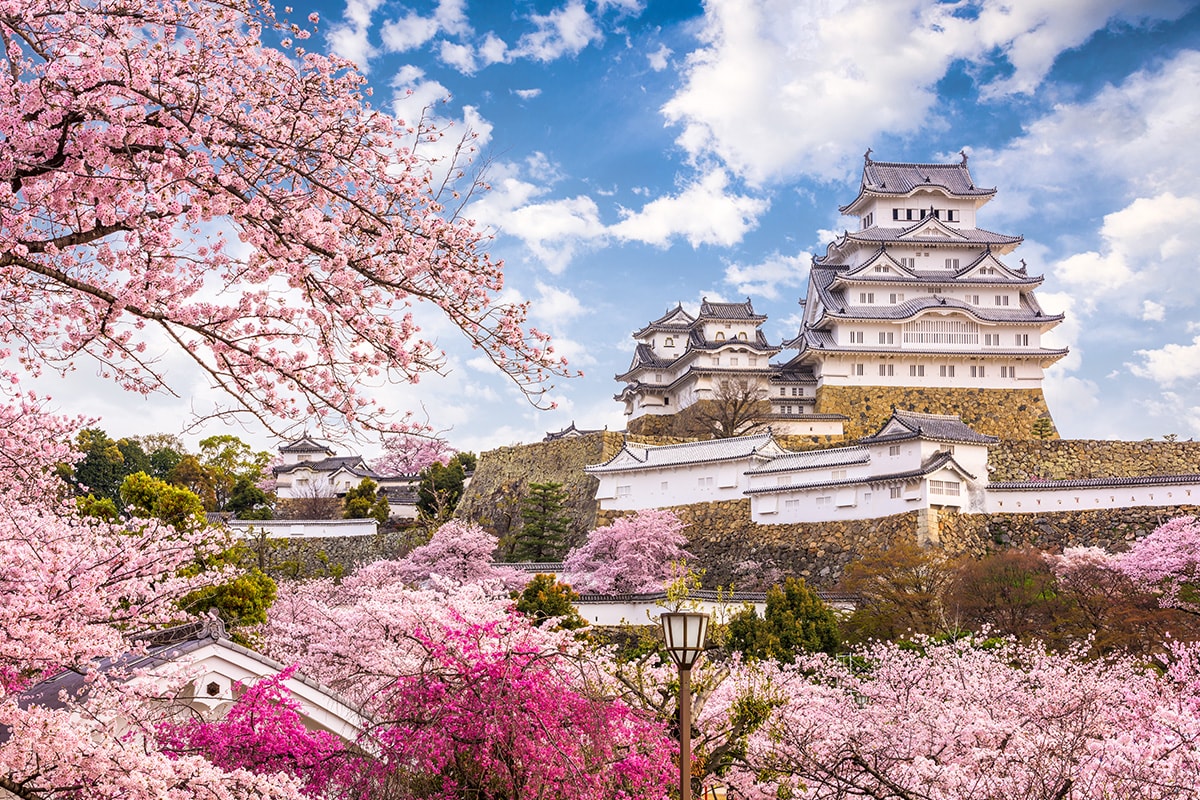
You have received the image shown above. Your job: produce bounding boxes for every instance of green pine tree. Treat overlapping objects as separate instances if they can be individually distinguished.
[344,477,389,524]
[511,481,571,562]
[727,577,840,662]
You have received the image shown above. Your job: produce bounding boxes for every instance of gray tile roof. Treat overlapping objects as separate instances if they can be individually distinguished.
[586,431,781,473]
[746,451,972,494]
[840,158,997,214]
[988,474,1200,491]
[279,435,334,454]
[633,304,695,338]
[745,445,871,475]
[273,455,368,475]
[699,298,766,321]
[862,410,999,445]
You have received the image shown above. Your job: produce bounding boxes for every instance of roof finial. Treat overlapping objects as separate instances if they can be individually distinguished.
[1020,258,1027,269]
[864,147,873,163]
[960,149,968,166]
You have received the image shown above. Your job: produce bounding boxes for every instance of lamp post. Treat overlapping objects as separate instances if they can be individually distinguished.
[661,611,710,800]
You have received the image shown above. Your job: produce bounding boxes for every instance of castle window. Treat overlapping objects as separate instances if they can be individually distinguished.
[831,469,847,479]
[780,388,787,396]
[984,333,999,346]
[859,292,874,304]
[878,331,894,344]
[749,357,757,366]
[617,485,631,498]
[946,258,960,269]
[697,476,714,488]
[716,331,725,341]
[900,257,915,268]
[1015,333,1029,346]
[930,480,960,497]
[792,387,801,396]
[940,365,956,377]
[947,209,958,222]
[654,372,662,382]
[815,495,832,507]
[849,331,864,343]
[889,445,901,456]
[971,365,985,378]
[890,292,905,303]
[934,209,941,219]
[1001,366,1015,378]
[994,294,1010,306]
[853,364,865,376]
[910,364,925,377]
[785,499,800,511]
[890,487,902,499]
[738,331,747,340]
[904,319,979,345]
[664,396,670,405]
[893,209,901,220]
[711,356,720,366]
[664,337,674,346]
[878,363,894,376]
[906,209,916,220]
[966,294,980,304]
[729,357,739,366]
[919,209,927,219]
[875,265,889,273]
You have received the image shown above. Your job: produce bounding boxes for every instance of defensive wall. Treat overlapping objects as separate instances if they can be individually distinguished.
[450,430,1200,588]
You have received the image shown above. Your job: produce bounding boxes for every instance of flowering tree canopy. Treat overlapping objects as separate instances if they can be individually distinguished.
[1119,515,1200,613]
[372,433,454,476]
[563,510,691,594]
[386,519,524,589]
[1,0,568,435]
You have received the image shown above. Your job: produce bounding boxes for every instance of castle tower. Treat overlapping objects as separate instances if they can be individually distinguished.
[781,152,1067,438]
[616,298,781,433]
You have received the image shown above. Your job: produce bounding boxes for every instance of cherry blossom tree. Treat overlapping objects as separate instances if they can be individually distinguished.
[385,519,524,589]
[1,0,569,436]
[563,510,691,594]
[1119,515,1200,613]
[718,636,1200,799]
[372,433,454,476]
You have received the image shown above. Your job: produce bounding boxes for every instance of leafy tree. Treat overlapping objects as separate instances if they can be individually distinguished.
[168,454,219,511]
[838,539,955,643]
[512,481,571,561]
[513,574,587,630]
[384,519,522,588]
[198,434,272,511]
[226,476,274,520]
[116,438,153,478]
[417,458,467,521]
[563,510,691,594]
[727,577,839,661]
[120,472,208,532]
[343,478,389,524]
[1031,416,1056,439]
[66,428,128,503]
[946,548,1071,645]
[133,434,188,480]
[452,451,478,473]
[672,378,772,439]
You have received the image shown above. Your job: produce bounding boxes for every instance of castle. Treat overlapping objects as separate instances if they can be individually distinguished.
[617,153,1066,440]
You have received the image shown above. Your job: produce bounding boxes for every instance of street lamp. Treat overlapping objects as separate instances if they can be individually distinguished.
[661,611,710,800]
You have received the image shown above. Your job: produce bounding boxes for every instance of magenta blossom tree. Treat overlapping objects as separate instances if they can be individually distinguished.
[563,510,691,594]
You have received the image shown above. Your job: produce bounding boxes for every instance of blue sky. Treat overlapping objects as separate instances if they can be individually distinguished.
[38,0,1200,456]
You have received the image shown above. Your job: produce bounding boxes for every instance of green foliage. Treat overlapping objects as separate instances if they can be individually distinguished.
[225,477,273,520]
[169,454,218,511]
[180,567,277,644]
[1031,417,1055,439]
[67,428,128,503]
[76,494,120,522]
[343,477,389,523]
[198,434,272,511]
[120,471,207,532]
[417,458,467,521]
[513,574,587,630]
[453,451,477,473]
[511,481,570,561]
[727,577,839,662]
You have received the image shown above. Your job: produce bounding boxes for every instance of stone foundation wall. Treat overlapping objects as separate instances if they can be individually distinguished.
[454,432,625,549]
[248,530,418,580]
[988,439,1200,481]
[814,385,1055,440]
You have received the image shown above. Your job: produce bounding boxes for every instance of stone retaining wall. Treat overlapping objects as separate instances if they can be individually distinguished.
[988,439,1200,481]
[813,385,1055,440]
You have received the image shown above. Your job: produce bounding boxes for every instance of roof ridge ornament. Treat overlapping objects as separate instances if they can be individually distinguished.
[960,149,968,166]
[199,609,228,641]
[864,147,873,163]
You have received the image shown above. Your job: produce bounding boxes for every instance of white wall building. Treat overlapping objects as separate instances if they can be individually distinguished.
[273,435,419,518]
[585,409,1200,525]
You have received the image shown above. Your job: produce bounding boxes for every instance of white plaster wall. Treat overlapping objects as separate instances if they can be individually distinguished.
[985,483,1200,514]
[594,460,755,511]
[228,518,379,538]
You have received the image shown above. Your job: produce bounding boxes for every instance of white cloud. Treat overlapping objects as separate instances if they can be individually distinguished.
[478,33,509,65]
[1048,192,1200,315]
[647,43,671,71]
[660,0,1189,185]
[326,0,385,70]
[724,251,812,300]
[513,88,542,100]
[438,40,477,73]
[511,0,603,62]
[609,169,768,247]
[380,12,440,52]
[1129,336,1200,386]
